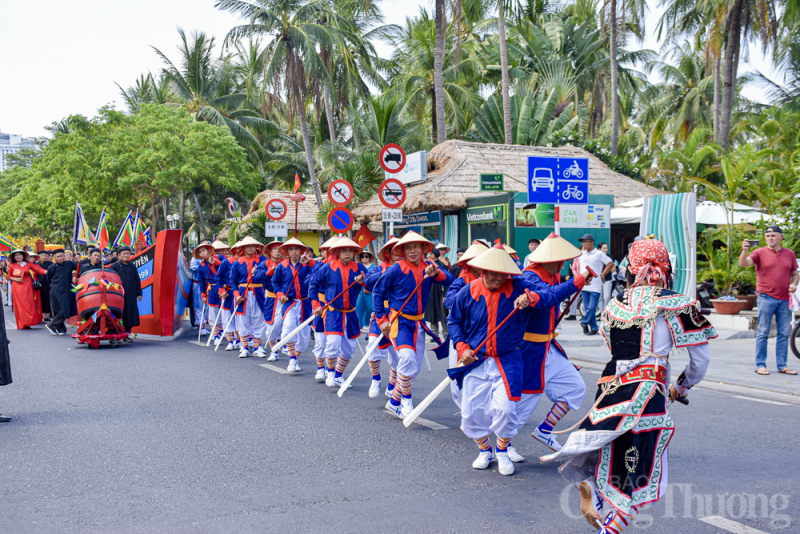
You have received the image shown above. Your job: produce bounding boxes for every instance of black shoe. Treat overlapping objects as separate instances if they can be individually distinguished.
[0,416,11,423]
[45,324,57,336]
[589,330,599,336]
[564,315,577,321]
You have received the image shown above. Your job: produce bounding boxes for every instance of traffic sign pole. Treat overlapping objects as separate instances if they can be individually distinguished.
[555,204,560,236]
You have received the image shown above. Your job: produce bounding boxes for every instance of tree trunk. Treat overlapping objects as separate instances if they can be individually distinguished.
[323,84,337,143]
[609,0,619,156]
[498,0,512,145]
[297,98,324,206]
[454,0,463,69]
[430,91,438,143]
[719,0,743,151]
[179,190,186,243]
[151,197,159,235]
[193,191,210,240]
[712,53,721,137]
[433,0,447,144]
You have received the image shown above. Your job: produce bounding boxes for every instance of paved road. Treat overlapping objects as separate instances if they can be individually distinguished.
[1,322,798,533]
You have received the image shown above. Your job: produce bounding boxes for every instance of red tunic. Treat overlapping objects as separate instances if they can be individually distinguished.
[9,262,47,329]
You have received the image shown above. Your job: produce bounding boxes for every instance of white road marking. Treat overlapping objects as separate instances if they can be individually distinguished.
[259,363,299,375]
[186,341,207,347]
[6,320,16,329]
[732,395,790,406]
[384,409,447,430]
[700,516,769,534]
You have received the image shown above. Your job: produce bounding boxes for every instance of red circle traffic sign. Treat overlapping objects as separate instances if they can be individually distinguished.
[265,198,287,221]
[380,143,406,174]
[327,179,354,207]
[327,207,354,234]
[379,178,406,208]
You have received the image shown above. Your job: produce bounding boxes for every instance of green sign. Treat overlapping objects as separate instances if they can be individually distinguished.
[466,204,506,223]
[479,173,504,191]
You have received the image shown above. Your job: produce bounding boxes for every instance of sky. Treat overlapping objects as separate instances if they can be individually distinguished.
[0,0,778,139]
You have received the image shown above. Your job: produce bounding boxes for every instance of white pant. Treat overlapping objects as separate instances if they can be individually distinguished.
[313,330,327,365]
[206,306,224,331]
[513,347,587,432]
[396,327,427,380]
[220,307,236,334]
[460,357,518,440]
[266,303,284,343]
[277,301,310,354]
[235,291,266,339]
[448,341,461,410]
[325,333,358,364]
[195,305,209,327]
[366,335,398,366]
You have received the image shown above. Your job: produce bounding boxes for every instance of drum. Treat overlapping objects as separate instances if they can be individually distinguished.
[75,270,125,321]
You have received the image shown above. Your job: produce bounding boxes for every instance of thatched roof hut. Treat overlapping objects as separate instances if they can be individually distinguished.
[352,140,664,222]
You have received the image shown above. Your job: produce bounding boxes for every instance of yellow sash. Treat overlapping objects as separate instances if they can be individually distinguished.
[389,311,424,340]
[523,332,558,342]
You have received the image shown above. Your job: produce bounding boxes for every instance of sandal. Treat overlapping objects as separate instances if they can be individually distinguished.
[755,368,769,375]
[779,368,798,375]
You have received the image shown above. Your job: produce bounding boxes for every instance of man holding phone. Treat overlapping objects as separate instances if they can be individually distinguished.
[739,226,799,376]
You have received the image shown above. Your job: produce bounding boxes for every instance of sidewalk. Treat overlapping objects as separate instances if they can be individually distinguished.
[559,319,800,398]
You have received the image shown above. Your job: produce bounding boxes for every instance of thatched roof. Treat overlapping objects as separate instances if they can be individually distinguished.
[352,140,665,222]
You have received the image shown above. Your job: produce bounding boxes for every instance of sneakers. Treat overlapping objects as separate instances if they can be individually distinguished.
[233,340,242,350]
[254,346,266,358]
[293,360,301,372]
[385,400,404,419]
[239,347,249,358]
[507,445,524,463]
[287,359,297,372]
[314,368,326,382]
[532,427,562,452]
[385,386,393,398]
[199,328,210,336]
[225,341,235,351]
[266,352,278,362]
[400,397,414,419]
[325,371,336,388]
[45,324,57,336]
[496,452,514,475]
[472,450,494,470]
[369,379,381,398]
[334,376,352,389]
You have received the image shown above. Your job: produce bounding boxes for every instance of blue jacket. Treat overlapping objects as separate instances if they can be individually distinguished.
[310,260,369,338]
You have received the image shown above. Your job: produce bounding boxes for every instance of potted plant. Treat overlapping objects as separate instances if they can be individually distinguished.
[697,228,748,315]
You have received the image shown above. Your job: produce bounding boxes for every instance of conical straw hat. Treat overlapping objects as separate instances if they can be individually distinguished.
[467,244,522,275]
[391,230,433,258]
[436,243,451,252]
[503,244,517,254]
[319,235,340,251]
[229,240,243,254]
[238,235,263,248]
[192,242,216,259]
[328,237,363,253]
[280,237,308,254]
[212,240,229,250]
[527,232,582,263]
[456,242,489,267]
[261,238,284,255]
[378,237,401,262]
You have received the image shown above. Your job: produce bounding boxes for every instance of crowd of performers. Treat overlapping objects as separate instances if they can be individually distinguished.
[189,230,715,534]
[1,247,141,336]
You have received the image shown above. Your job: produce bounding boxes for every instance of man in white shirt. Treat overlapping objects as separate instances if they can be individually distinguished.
[577,234,613,335]
[523,238,541,268]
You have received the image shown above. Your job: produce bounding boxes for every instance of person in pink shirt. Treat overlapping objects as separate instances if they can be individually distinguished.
[739,225,799,376]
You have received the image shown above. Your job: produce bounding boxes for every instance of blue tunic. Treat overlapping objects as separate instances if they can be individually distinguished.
[232,255,268,315]
[309,260,369,338]
[272,259,317,322]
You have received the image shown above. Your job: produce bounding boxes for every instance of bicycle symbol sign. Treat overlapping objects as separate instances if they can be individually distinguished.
[527,156,589,205]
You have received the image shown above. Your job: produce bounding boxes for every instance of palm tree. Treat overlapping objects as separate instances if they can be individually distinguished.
[497,0,512,144]
[434,0,447,143]
[216,0,342,206]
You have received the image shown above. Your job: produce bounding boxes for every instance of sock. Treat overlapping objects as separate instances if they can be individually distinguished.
[496,437,511,452]
[326,356,336,373]
[474,435,492,451]
[239,334,248,347]
[368,359,381,380]
[389,367,397,389]
[599,506,639,534]
[227,333,234,342]
[253,338,261,349]
[334,356,349,378]
[316,356,325,370]
[391,373,411,402]
[539,401,570,433]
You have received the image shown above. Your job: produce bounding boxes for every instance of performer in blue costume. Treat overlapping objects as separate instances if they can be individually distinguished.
[306,236,338,381]
[231,236,268,358]
[194,242,224,344]
[216,241,241,351]
[364,237,400,398]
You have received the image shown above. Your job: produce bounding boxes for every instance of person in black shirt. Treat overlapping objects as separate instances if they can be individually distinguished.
[109,246,142,339]
[46,248,78,335]
[37,250,53,320]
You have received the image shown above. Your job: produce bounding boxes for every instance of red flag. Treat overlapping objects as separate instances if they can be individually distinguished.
[294,172,301,194]
[353,224,377,249]
[494,238,502,245]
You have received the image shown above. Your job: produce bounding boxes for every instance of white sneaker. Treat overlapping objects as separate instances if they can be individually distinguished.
[496,452,514,475]
[239,347,249,358]
[315,369,326,382]
[266,352,278,362]
[385,400,404,419]
[400,397,414,419]
[254,346,266,358]
[293,360,301,372]
[200,328,210,336]
[225,341,234,351]
[287,359,297,372]
[385,386,393,398]
[507,445,524,463]
[369,379,381,398]
[326,371,336,387]
[233,340,241,349]
[532,427,562,452]
[472,450,494,469]
[334,376,352,389]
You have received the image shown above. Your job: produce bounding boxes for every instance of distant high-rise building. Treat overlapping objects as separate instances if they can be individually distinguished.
[0,129,37,172]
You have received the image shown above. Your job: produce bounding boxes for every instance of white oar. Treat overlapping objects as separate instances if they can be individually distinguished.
[215,304,238,351]
[265,302,283,343]
[197,302,207,343]
[337,334,385,397]
[269,310,314,354]
[206,305,223,347]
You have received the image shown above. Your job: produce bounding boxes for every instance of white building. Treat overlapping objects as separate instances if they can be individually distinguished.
[0,130,37,172]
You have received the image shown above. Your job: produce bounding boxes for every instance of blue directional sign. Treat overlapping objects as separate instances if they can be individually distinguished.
[528,156,589,204]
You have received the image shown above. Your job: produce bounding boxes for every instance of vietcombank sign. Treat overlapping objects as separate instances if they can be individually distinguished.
[466,205,505,223]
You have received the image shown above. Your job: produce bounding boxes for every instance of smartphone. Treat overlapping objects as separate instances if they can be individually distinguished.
[747,239,759,248]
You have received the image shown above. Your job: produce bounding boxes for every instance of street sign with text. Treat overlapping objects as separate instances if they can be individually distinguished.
[265,222,288,237]
[382,209,403,223]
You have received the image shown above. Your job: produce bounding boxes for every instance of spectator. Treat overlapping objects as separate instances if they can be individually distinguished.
[739,226,798,375]
[523,238,541,268]
[577,234,613,335]
[7,250,47,329]
[450,247,467,278]
[597,242,617,311]
[436,244,452,269]
[356,250,375,331]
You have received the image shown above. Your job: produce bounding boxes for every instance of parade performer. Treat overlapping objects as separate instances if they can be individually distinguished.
[232,236,268,358]
[7,249,47,329]
[36,251,53,320]
[364,237,400,398]
[270,238,316,368]
[310,238,368,386]
[108,246,142,339]
[307,235,339,381]
[256,239,285,354]
[447,244,545,476]
[542,239,715,532]
[46,249,78,335]
[216,241,242,351]
[373,231,454,419]
[514,233,592,454]
[442,241,488,408]
[194,242,223,343]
